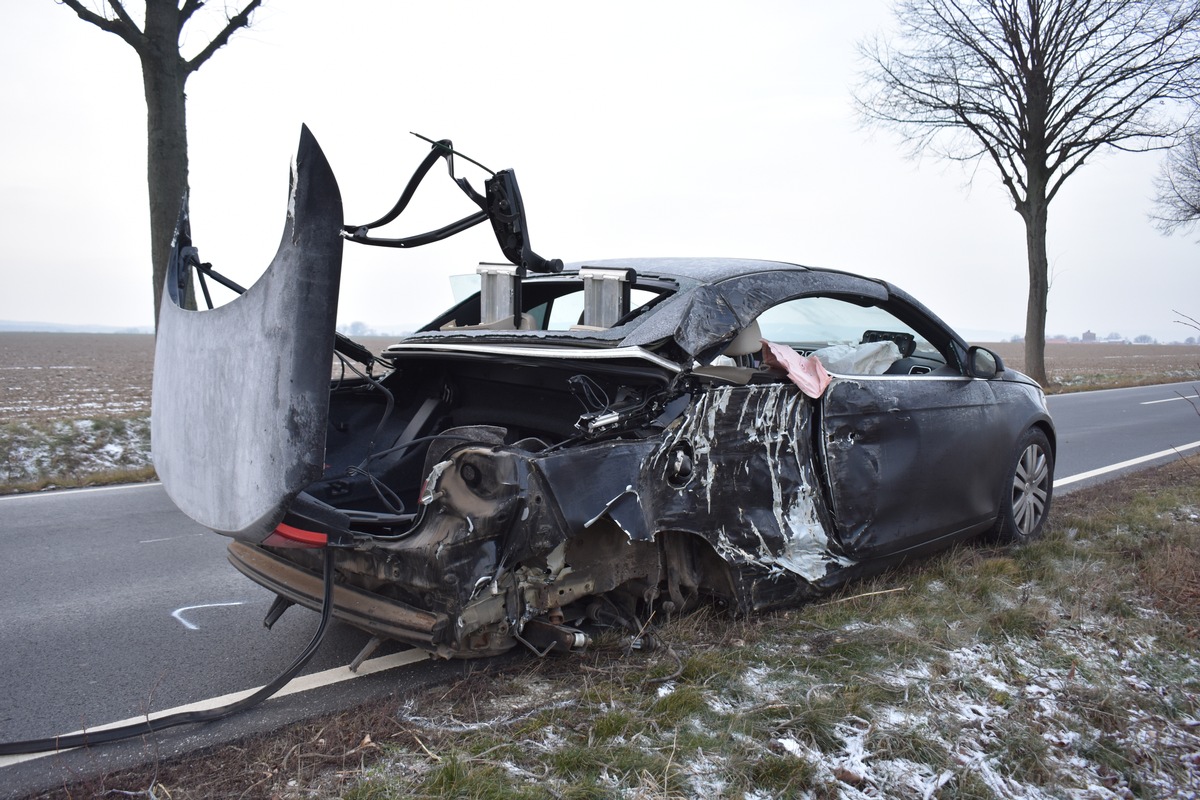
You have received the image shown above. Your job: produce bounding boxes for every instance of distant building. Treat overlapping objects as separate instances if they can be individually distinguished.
[1082,330,1096,342]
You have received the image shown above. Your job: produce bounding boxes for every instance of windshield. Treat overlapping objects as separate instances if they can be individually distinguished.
[755,296,943,359]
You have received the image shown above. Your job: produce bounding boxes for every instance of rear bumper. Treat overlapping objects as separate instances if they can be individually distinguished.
[227,541,448,649]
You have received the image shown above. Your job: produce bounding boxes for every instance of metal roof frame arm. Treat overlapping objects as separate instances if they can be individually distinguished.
[342,134,562,275]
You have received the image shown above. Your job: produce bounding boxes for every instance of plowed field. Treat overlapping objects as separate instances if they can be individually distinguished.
[0,332,153,423]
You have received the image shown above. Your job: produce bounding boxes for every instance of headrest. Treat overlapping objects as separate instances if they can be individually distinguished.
[724,319,762,356]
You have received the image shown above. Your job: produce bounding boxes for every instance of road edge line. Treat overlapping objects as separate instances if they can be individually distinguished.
[1055,440,1200,488]
[0,649,430,768]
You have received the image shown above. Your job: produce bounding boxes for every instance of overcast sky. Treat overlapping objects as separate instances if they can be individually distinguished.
[2,1,1196,341]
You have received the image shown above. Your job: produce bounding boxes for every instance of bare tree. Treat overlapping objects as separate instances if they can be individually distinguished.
[58,0,262,328]
[1153,123,1200,234]
[857,0,1200,385]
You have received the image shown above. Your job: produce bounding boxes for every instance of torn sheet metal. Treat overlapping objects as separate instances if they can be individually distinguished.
[642,384,852,610]
[533,440,658,543]
[523,383,857,612]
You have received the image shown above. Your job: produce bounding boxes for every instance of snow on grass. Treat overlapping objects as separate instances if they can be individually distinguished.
[311,475,1200,799]
[0,414,152,487]
[57,464,1200,799]
[332,600,1195,798]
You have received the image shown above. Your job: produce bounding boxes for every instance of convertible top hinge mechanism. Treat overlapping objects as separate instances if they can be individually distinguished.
[342,133,563,275]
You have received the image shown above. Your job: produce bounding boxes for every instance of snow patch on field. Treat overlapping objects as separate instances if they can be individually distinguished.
[0,416,152,485]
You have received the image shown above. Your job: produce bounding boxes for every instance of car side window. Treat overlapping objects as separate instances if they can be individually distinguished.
[543,291,585,330]
[755,296,948,375]
[536,288,661,331]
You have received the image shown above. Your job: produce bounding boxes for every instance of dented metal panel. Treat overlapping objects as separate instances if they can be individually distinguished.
[820,374,1012,557]
[504,382,859,614]
[640,383,852,610]
[639,270,889,359]
[534,440,658,542]
[151,127,344,541]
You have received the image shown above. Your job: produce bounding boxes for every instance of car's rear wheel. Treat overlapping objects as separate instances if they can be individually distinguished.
[989,427,1053,544]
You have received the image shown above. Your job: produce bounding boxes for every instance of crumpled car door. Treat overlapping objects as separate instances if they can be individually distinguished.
[819,374,1008,557]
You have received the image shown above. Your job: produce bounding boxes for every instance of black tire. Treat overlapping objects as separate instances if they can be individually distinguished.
[989,427,1054,544]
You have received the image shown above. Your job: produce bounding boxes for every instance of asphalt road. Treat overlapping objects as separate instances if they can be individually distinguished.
[0,379,1197,796]
[0,486,458,796]
[1046,380,1200,489]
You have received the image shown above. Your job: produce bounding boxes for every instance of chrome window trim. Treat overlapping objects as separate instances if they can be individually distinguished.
[383,342,683,373]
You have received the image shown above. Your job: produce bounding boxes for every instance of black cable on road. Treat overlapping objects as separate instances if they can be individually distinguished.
[0,548,338,756]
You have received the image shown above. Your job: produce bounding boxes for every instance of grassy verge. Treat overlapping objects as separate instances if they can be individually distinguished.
[0,414,154,493]
[1045,374,1200,394]
[36,458,1200,799]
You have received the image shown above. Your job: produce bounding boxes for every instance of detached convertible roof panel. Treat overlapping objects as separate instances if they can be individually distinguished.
[151,127,345,540]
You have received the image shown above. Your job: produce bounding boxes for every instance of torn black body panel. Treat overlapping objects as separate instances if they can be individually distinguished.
[533,382,864,614]
[534,440,659,543]
[639,383,850,612]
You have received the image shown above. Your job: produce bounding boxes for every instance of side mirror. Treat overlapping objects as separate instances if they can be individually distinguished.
[968,346,1004,379]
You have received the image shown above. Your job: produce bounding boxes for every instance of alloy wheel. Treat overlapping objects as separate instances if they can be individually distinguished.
[1011,442,1050,537]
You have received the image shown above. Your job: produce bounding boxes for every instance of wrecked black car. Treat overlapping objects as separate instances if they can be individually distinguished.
[152,128,1054,659]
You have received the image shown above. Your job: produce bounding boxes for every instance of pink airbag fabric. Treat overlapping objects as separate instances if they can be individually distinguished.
[761,340,832,398]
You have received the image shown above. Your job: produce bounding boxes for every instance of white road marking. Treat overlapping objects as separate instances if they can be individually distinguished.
[171,602,246,630]
[140,534,206,544]
[0,649,430,768]
[1055,440,1200,488]
[1140,395,1198,405]
[0,482,162,501]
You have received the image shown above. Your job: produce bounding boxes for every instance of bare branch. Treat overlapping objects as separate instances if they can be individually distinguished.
[1153,123,1200,234]
[105,0,140,33]
[184,0,262,74]
[57,0,143,49]
[179,0,205,31]
[855,0,1200,386]
[1175,310,1200,333]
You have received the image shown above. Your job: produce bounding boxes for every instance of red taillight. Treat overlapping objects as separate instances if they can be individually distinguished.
[262,522,328,548]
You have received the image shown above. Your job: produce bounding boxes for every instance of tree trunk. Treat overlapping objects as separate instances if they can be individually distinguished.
[141,4,189,330]
[1021,198,1050,387]
[59,0,261,328]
